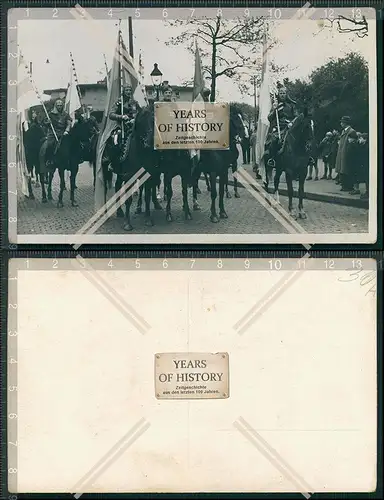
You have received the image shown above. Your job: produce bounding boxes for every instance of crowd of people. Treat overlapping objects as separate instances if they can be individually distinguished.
[314,115,369,200]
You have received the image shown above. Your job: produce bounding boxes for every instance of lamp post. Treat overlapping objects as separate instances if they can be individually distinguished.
[150,63,163,101]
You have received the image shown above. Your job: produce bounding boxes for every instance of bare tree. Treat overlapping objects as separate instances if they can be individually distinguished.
[165,15,270,101]
[318,14,369,38]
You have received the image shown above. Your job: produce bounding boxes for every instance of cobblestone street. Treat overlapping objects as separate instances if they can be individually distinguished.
[17,162,369,237]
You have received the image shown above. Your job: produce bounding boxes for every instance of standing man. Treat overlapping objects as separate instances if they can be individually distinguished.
[335,116,356,192]
[39,98,72,182]
[241,121,251,164]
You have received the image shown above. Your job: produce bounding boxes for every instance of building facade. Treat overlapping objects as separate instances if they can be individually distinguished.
[43,81,194,122]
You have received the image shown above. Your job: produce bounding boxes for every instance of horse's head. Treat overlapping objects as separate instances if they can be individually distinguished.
[288,111,315,155]
[134,105,155,149]
[229,105,245,143]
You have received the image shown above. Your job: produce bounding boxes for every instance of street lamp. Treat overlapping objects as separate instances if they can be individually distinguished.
[150,63,163,100]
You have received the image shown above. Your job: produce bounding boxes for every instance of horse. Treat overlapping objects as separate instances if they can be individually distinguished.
[42,119,93,208]
[118,104,160,231]
[270,108,316,219]
[193,105,245,222]
[129,105,194,225]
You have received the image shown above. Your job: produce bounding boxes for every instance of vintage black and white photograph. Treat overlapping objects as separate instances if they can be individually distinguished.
[8,6,377,244]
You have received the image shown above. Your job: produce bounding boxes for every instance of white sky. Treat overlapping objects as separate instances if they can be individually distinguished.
[16,12,375,105]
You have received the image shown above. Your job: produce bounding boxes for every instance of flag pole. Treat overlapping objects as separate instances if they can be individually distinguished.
[118,21,125,140]
[18,47,59,143]
[69,51,85,114]
[103,53,109,87]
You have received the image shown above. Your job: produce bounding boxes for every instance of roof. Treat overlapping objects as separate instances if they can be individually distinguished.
[44,82,194,95]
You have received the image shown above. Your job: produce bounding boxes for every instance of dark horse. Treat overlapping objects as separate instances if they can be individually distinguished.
[40,120,94,207]
[269,108,316,218]
[193,105,245,222]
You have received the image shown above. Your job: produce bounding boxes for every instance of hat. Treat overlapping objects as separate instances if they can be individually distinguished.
[341,116,351,124]
[326,131,333,137]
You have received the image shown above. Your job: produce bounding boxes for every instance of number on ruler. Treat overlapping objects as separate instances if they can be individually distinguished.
[8,52,18,58]
[8,413,18,419]
[8,468,17,474]
[52,8,59,17]
[135,259,140,269]
[268,259,282,270]
[9,217,17,223]
[190,259,195,269]
[244,8,250,17]
[244,259,250,269]
[9,108,17,113]
[107,8,113,17]
[352,260,362,269]
[217,8,223,17]
[8,330,18,336]
[8,386,17,391]
[8,81,17,86]
[352,8,362,20]
[108,259,114,268]
[8,304,17,310]
[9,358,17,363]
[324,8,334,20]
[135,8,140,17]
[9,135,17,141]
[9,162,16,169]
[9,441,18,447]
[163,259,168,269]
[52,259,58,269]
[268,8,281,19]
[163,8,168,18]
[189,8,195,17]
[9,190,17,196]
[325,259,335,269]
[217,259,223,269]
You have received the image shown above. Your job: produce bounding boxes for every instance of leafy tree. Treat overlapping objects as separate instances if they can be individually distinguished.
[165,16,268,101]
[281,52,368,141]
[231,101,258,128]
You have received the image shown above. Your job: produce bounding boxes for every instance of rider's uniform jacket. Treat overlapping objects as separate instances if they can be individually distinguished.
[109,99,139,136]
[44,108,72,140]
[268,100,297,131]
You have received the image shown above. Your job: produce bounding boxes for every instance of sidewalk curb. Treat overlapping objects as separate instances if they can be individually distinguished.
[202,176,369,209]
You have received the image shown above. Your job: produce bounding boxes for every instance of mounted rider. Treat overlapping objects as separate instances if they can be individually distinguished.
[109,83,140,164]
[264,85,298,166]
[39,98,72,175]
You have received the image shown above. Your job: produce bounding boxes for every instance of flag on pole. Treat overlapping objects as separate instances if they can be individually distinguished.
[255,32,272,183]
[64,54,82,123]
[94,29,147,211]
[16,53,36,197]
[190,39,205,160]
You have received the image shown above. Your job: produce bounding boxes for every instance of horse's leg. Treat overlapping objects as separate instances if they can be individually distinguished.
[70,164,79,207]
[26,165,35,200]
[153,174,162,210]
[219,170,228,219]
[225,167,231,198]
[40,172,47,202]
[209,172,219,223]
[115,174,125,218]
[182,174,192,220]
[273,164,281,205]
[298,167,307,219]
[57,169,65,208]
[144,179,154,226]
[47,169,54,201]
[205,172,211,192]
[233,164,240,198]
[123,187,134,231]
[165,174,173,222]
[286,172,296,218]
[136,184,144,214]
